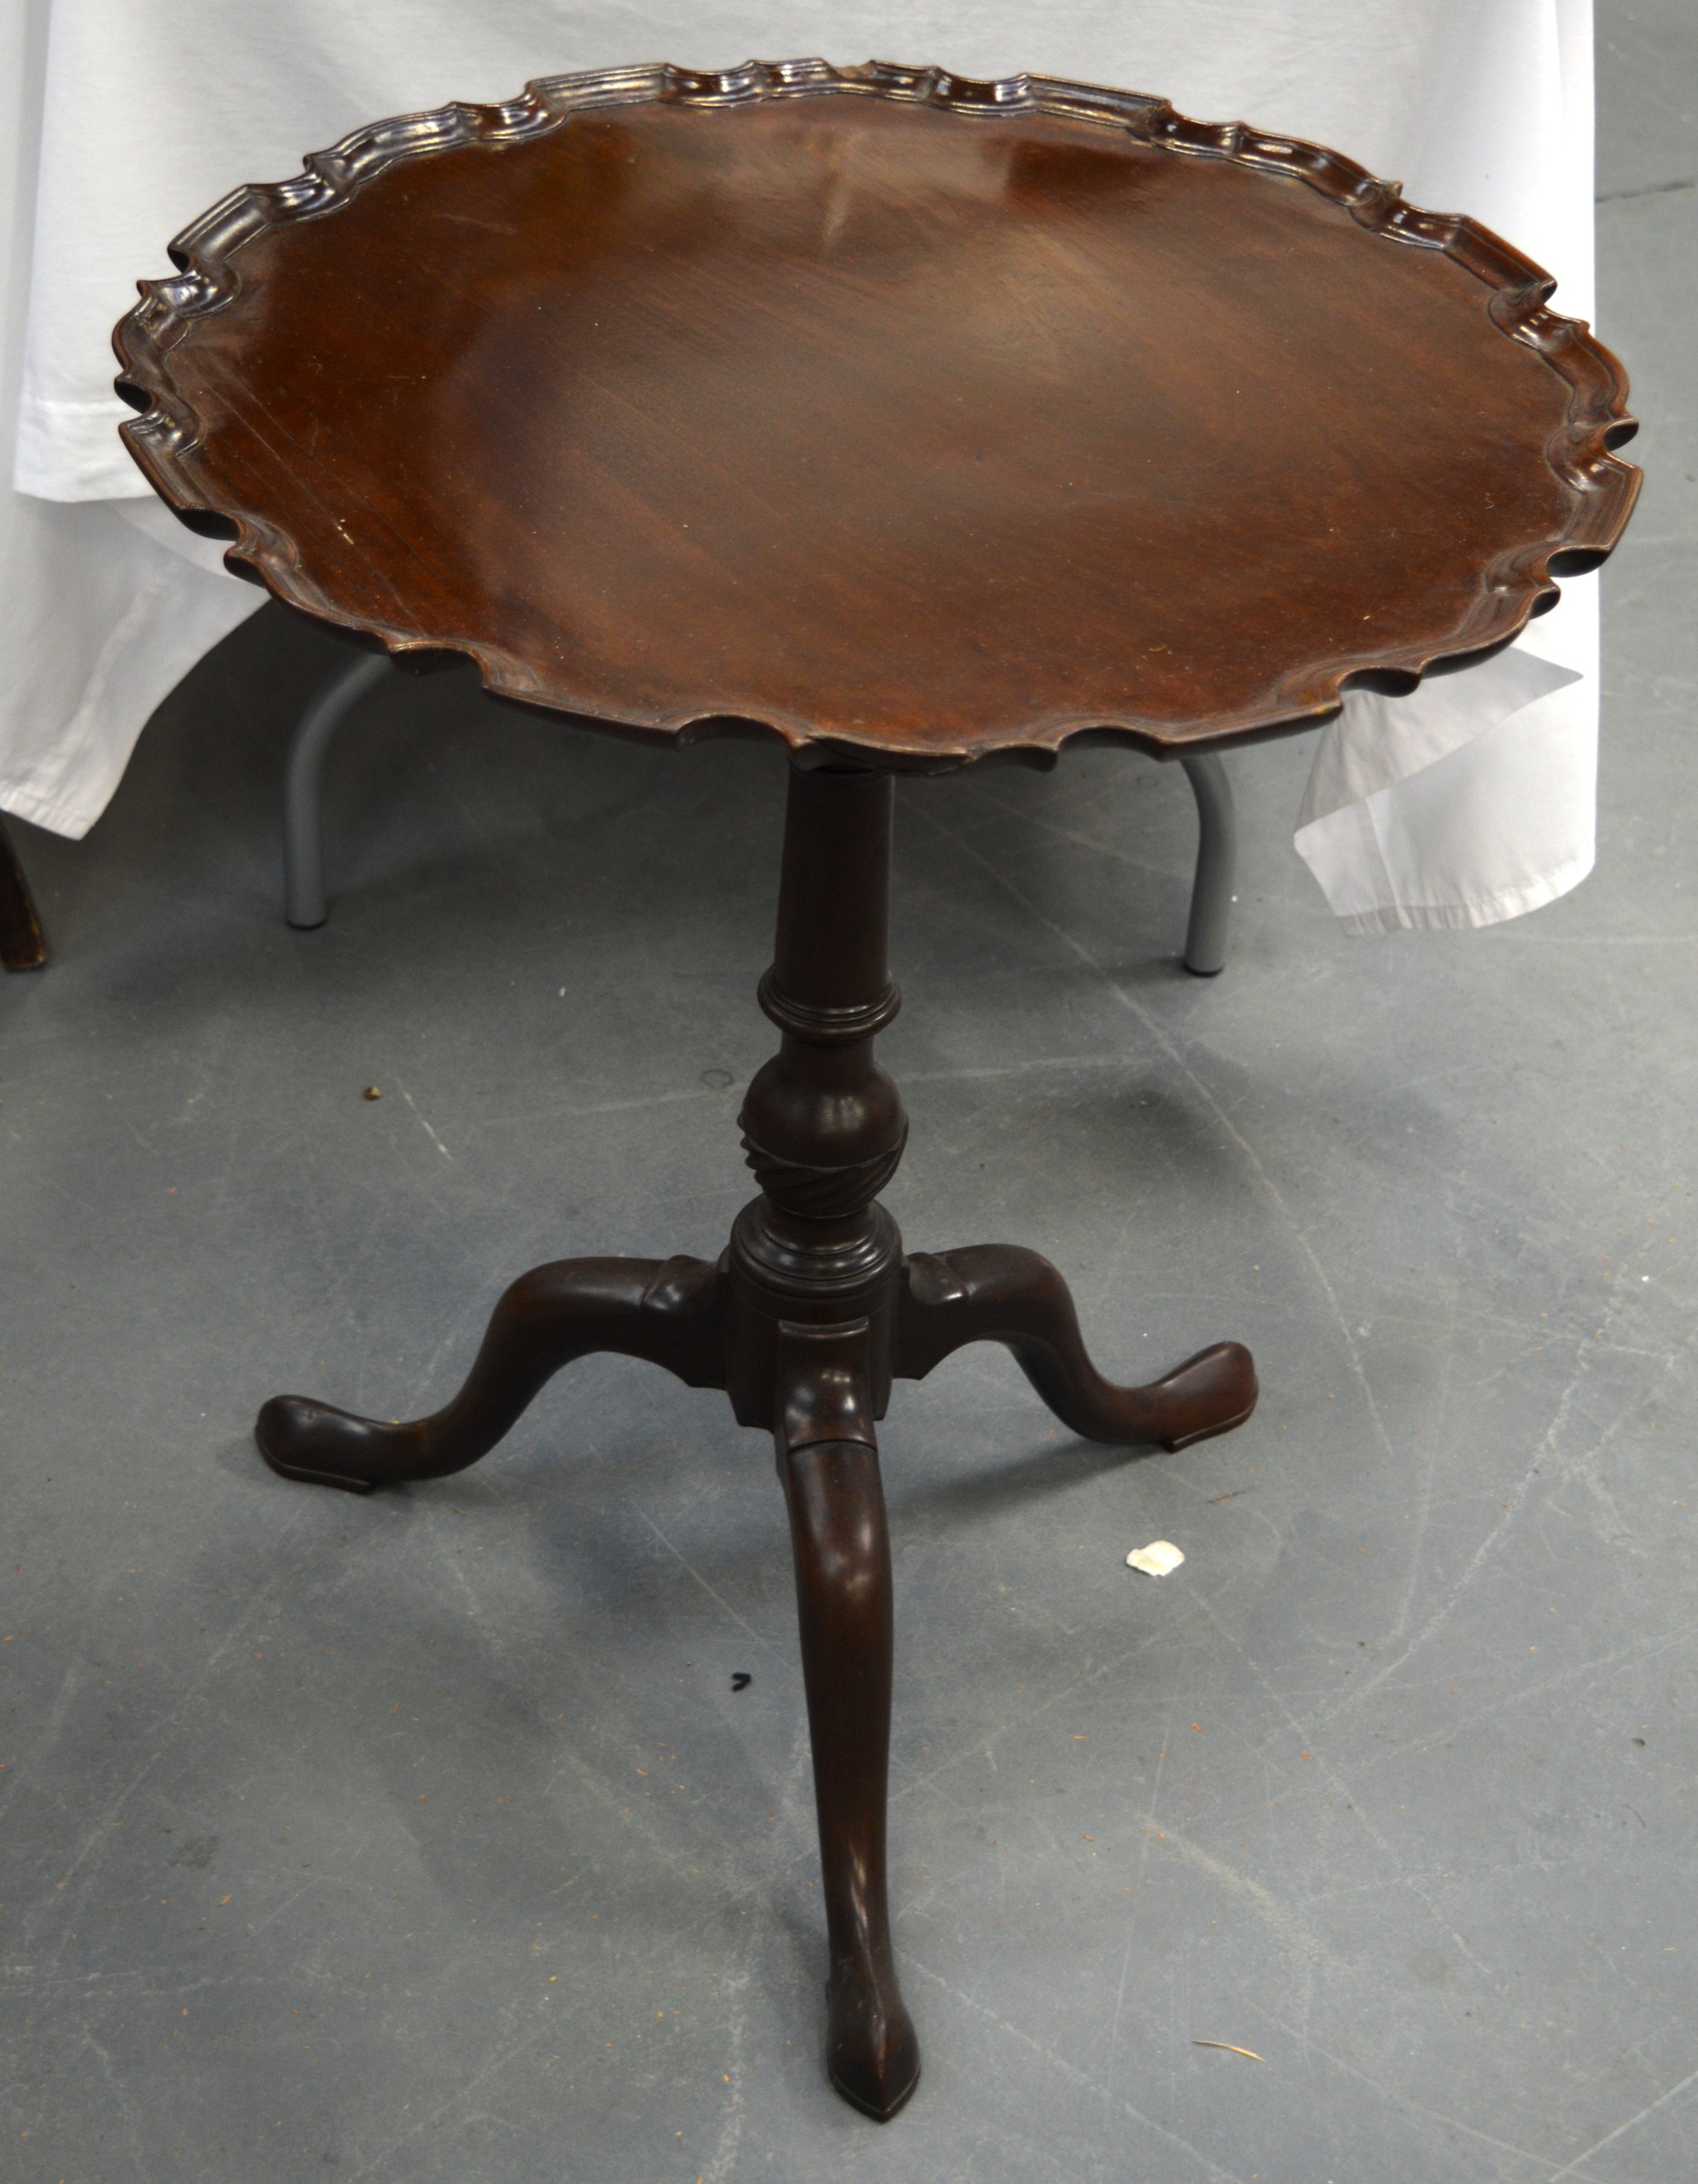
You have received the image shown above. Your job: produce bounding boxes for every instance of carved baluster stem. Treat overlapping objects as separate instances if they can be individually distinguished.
[724,764,907,1423]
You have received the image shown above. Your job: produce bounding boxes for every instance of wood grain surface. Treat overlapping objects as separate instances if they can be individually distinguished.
[114,59,1640,766]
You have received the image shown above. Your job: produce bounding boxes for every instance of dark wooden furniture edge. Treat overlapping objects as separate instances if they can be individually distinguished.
[0,816,46,972]
[109,55,1643,770]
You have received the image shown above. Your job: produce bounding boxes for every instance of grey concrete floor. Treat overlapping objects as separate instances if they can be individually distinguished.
[3,11,1695,2180]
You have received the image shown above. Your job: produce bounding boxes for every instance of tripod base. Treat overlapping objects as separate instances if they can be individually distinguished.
[257,1246,1253,1497]
[257,1226,1253,2120]
[256,761,1257,2119]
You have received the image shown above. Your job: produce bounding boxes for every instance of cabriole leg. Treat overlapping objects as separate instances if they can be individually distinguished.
[257,1254,723,1492]
[896,1245,1255,1450]
[776,1324,918,2122]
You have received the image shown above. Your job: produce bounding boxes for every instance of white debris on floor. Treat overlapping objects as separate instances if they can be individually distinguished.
[1125,1540,1185,1577]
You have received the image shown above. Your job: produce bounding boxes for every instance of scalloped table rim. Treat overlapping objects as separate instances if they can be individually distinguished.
[110,55,1642,772]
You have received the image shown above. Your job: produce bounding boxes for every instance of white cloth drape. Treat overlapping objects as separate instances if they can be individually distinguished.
[3,0,1605,934]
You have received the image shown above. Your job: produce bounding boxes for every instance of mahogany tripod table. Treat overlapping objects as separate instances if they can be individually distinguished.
[114,59,1637,2121]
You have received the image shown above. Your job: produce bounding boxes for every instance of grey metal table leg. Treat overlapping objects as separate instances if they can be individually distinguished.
[1178,752,1236,977]
[283,650,393,928]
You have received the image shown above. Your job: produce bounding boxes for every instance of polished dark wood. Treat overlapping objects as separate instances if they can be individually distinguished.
[782,1432,916,2120]
[258,1256,724,1492]
[256,759,1256,2114]
[898,1248,1254,1448]
[113,59,1638,771]
[0,818,46,973]
[127,53,1640,2123]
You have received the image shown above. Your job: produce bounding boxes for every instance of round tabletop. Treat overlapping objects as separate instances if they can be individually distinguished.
[114,59,1639,770]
